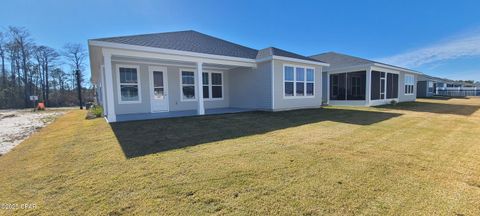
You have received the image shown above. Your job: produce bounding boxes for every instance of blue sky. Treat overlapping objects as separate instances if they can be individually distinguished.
[1,0,480,82]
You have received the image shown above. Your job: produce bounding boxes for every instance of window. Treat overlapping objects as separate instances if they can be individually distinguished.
[181,71,195,100]
[202,72,223,100]
[182,70,223,101]
[306,68,314,96]
[153,71,165,99]
[284,66,294,96]
[296,67,305,96]
[202,72,209,98]
[284,65,315,97]
[118,66,140,103]
[211,73,223,99]
[405,74,415,95]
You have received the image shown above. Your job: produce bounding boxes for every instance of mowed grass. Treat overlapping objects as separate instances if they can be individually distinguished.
[1,98,480,215]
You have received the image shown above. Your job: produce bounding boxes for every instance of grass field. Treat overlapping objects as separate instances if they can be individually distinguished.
[1,97,480,215]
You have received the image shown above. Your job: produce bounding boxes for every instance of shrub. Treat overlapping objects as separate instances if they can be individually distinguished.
[390,100,398,105]
[91,105,103,117]
[86,105,103,119]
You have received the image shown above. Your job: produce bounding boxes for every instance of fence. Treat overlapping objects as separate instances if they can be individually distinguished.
[436,87,480,97]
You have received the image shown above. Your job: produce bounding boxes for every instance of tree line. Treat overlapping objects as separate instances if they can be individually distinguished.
[0,26,94,109]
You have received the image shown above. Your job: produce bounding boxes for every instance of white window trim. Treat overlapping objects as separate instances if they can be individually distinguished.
[205,71,224,101]
[179,69,197,102]
[283,64,315,99]
[179,68,224,102]
[116,64,142,104]
[404,74,415,95]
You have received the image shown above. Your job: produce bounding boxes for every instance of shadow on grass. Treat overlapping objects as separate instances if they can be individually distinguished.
[111,108,401,158]
[379,101,480,116]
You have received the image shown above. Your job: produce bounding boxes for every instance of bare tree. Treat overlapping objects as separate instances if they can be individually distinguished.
[0,31,6,87]
[0,26,94,109]
[8,26,33,107]
[34,45,59,105]
[63,43,87,109]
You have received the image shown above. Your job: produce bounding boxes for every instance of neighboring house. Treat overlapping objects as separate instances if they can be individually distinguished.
[417,74,442,97]
[88,30,329,122]
[310,52,421,106]
[416,74,460,97]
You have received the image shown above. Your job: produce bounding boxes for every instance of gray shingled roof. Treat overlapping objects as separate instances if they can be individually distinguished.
[310,52,418,73]
[92,30,323,63]
[94,30,259,59]
[257,47,325,63]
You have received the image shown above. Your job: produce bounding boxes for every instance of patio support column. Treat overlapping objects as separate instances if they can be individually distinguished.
[365,67,372,106]
[196,62,205,115]
[103,50,116,122]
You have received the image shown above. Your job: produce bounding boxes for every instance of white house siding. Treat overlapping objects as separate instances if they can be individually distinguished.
[229,61,272,110]
[110,61,230,115]
[165,65,230,111]
[398,72,417,102]
[272,59,323,111]
[322,71,328,104]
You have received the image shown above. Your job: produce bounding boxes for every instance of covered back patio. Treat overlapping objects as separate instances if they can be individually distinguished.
[91,42,258,122]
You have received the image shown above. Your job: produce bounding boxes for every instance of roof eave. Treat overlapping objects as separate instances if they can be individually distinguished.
[372,63,422,74]
[88,40,257,64]
[256,55,329,67]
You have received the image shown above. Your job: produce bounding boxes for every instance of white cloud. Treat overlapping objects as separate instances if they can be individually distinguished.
[377,30,480,68]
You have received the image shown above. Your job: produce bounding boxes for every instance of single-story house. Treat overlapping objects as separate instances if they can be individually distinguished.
[310,52,421,106]
[89,30,330,122]
[416,74,453,97]
[417,74,440,97]
[417,74,472,97]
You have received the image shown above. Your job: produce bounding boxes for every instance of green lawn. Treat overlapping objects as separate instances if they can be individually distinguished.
[1,98,480,215]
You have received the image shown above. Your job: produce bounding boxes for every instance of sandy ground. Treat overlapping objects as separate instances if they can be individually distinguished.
[0,109,67,155]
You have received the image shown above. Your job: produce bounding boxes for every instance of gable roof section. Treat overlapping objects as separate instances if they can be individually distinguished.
[93,30,259,59]
[256,47,325,63]
[310,52,421,74]
[90,30,326,65]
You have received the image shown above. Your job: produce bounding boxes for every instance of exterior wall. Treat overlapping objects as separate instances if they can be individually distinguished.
[398,71,417,102]
[111,62,151,114]
[110,60,230,115]
[329,100,367,106]
[165,65,230,111]
[272,59,323,111]
[229,61,272,110]
[322,71,328,104]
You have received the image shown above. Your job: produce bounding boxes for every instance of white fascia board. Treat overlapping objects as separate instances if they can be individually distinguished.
[256,55,330,67]
[324,64,373,74]
[89,40,256,67]
[101,47,256,68]
[372,63,422,74]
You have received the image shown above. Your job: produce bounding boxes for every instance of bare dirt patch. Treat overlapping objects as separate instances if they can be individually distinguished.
[0,109,66,155]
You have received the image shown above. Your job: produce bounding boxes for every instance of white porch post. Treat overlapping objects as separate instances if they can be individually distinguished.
[196,62,205,115]
[103,50,116,122]
[365,67,372,106]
